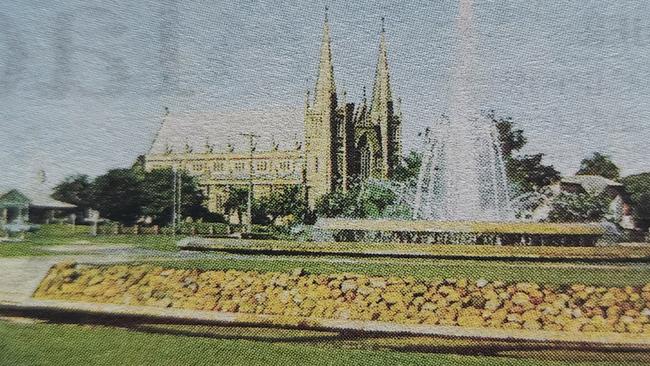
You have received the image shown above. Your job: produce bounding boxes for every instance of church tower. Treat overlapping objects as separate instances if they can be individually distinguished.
[368,18,401,178]
[304,9,339,207]
[352,18,401,182]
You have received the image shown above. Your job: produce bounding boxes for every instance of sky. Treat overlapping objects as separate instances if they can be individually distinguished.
[1,0,650,191]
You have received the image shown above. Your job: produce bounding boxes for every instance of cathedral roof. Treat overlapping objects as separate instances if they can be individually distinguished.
[561,175,623,195]
[148,106,304,155]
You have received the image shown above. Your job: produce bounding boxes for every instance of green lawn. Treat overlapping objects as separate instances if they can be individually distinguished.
[0,321,645,366]
[153,255,650,287]
[4,225,649,286]
[25,224,178,250]
[0,243,50,257]
[0,224,178,257]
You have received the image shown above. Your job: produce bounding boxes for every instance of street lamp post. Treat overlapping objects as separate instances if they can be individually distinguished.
[240,133,259,234]
[171,165,182,235]
[172,166,177,235]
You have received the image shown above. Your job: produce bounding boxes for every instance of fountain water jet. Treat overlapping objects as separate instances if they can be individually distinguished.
[413,0,513,222]
[412,114,514,221]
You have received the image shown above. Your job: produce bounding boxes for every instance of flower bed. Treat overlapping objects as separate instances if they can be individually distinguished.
[35,263,650,334]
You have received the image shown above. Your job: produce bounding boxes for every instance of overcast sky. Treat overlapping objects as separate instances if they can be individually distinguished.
[2,0,649,191]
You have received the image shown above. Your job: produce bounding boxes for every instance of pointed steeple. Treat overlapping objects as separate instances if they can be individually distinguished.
[369,17,394,177]
[313,6,336,111]
[370,17,392,123]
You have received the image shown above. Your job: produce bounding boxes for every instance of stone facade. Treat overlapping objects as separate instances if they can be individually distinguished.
[146,149,304,213]
[145,13,402,212]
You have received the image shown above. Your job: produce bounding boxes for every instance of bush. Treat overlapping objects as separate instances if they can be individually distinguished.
[97,222,120,235]
[547,192,610,223]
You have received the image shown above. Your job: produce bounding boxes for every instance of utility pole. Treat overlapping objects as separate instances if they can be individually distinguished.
[171,164,183,235]
[172,166,177,235]
[240,132,259,233]
[177,166,182,230]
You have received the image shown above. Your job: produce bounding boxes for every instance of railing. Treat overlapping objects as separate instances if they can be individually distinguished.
[96,223,231,236]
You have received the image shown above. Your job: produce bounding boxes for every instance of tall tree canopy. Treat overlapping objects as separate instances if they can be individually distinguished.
[546,192,610,223]
[260,185,307,225]
[577,152,620,180]
[140,168,218,225]
[488,110,561,193]
[621,172,650,231]
[223,187,249,225]
[91,169,145,225]
[315,182,397,219]
[53,167,221,225]
[52,174,93,213]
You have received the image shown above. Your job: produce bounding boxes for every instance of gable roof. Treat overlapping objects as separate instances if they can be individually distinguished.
[561,175,623,195]
[0,189,76,209]
[28,191,77,209]
[149,106,304,155]
[0,189,31,207]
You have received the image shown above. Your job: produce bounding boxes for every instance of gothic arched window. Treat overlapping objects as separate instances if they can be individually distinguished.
[357,135,371,180]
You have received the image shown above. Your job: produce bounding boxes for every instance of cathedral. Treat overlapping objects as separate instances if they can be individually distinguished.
[145,12,403,213]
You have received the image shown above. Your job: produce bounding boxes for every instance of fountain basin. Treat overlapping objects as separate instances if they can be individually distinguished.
[314,218,605,246]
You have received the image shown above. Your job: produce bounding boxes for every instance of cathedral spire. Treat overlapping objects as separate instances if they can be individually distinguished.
[313,6,336,111]
[370,17,392,120]
[370,17,394,176]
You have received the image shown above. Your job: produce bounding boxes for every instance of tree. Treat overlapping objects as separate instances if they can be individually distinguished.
[52,174,93,214]
[130,155,147,177]
[546,192,610,223]
[223,186,248,224]
[621,172,650,231]
[315,189,358,218]
[577,152,620,180]
[251,199,271,226]
[91,169,145,225]
[315,182,396,219]
[632,193,650,232]
[621,173,650,200]
[393,151,422,184]
[260,185,307,225]
[140,168,220,225]
[490,112,526,157]
[358,183,397,218]
[488,110,560,193]
[507,154,562,193]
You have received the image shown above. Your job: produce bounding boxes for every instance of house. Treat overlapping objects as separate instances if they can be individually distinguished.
[559,175,635,229]
[531,175,635,230]
[0,189,77,228]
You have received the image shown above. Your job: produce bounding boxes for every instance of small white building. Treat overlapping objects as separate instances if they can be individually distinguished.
[0,189,76,227]
[531,175,635,229]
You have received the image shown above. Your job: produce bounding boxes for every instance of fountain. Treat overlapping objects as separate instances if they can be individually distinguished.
[413,0,513,222]
[313,0,605,246]
[412,114,514,221]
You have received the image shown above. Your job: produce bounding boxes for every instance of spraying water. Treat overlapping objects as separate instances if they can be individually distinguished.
[412,0,514,221]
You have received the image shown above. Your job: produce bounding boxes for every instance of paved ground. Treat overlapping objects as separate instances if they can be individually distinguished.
[0,257,61,304]
[0,245,184,304]
[0,244,271,304]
